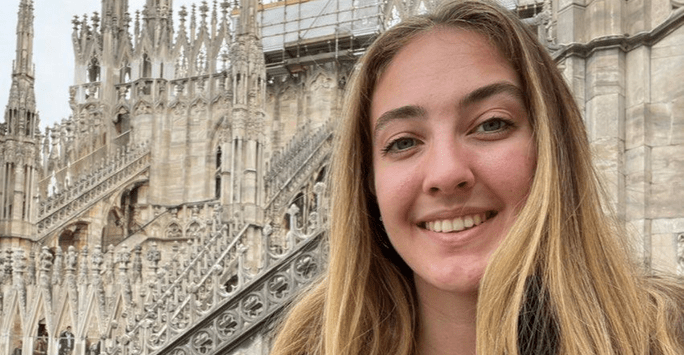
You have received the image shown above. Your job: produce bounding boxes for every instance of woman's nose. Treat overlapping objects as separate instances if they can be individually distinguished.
[422,141,475,195]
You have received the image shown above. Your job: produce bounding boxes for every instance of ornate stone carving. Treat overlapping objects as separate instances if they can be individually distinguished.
[39,246,53,304]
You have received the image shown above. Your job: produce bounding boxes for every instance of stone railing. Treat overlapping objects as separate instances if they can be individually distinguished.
[264,120,333,214]
[36,141,151,240]
[113,73,232,108]
[159,220,326,355]
[0,184,327,355]
[115,186,327,355]
[0,202,226,355]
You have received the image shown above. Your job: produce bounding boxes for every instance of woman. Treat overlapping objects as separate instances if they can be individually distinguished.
[271,1,684,354]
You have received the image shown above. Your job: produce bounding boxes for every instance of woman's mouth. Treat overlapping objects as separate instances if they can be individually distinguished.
[419,211,497,233]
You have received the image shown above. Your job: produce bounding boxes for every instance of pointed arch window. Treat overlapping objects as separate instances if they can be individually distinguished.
[59,222,88,251]
[102,209,123,247]
[216,146,222,170]
[120,59,132,83]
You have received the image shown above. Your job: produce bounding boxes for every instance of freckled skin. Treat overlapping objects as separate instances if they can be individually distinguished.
[370,28,536,297]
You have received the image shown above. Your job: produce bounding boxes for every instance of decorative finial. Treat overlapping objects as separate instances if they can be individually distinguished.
[92,11,100,32]
[201,1,210,17]
[135,10,141,35]
[212,1,219,25]
[72,16,80,31]
[179,5,188,26]
[124,11,132,29]
[221,0,231,14]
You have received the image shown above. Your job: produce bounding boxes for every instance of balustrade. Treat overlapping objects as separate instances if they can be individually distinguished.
[36,141,152,239]
[264,120,333,214]
[0,184,327,355]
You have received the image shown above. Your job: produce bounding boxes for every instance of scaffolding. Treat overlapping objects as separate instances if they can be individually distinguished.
[259,0,384,76]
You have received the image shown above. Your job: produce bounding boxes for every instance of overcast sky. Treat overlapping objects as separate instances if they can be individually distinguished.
[0,0,199,130]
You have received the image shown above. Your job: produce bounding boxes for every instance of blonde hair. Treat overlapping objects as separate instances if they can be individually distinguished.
[270,1,684,354]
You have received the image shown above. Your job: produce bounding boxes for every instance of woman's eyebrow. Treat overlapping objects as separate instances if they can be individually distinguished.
[459,81,524,108]
[372,82,523,139]
[373,105,427,139]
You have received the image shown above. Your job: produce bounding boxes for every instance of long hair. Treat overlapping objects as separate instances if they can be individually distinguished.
[270,1,684,354]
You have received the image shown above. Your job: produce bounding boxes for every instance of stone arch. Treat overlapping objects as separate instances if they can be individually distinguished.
[120,183,146,237]
[59,222,89,251]
[134,99,152,115]
[101,207,124,248]
[166,221,183,239]
[169,100,188,118]
[114,106,130,136]
[190,97,208,115]
[120,57,132,83]
[185,220,204,240]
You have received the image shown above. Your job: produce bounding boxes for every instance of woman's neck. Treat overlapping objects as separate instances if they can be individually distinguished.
[415,277,478,355]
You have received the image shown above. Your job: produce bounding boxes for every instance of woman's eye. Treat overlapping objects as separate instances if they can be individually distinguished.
[476,118,510,133]
[383,137,417,154]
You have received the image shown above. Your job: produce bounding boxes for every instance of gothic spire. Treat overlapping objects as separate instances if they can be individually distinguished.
[1,0,41,234]
[238,0,259,38]
[142,0,173,38]
[4,0,39,137]
[13,0,35,77]
[101,0,129,32]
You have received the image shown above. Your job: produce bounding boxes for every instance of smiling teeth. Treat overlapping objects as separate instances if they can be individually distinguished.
[425,213,489,233]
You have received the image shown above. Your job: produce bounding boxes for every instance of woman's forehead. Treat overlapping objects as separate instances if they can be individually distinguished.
[369,28,519,125]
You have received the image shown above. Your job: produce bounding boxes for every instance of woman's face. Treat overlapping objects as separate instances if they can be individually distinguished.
[370,28,536,295]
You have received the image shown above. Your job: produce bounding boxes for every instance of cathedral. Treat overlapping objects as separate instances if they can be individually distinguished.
[1,0,683,353]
